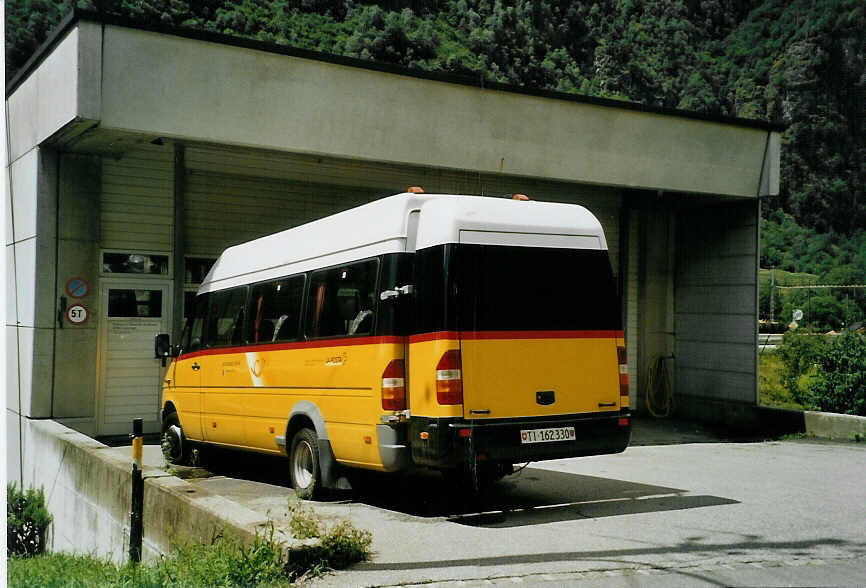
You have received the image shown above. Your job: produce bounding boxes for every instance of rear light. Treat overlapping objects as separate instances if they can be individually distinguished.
[617,346,629,400]
[512,193,530,201]
[407,186,425,193]
[381,359,405,411]
[436,349,463,405]
[618,417,629,427]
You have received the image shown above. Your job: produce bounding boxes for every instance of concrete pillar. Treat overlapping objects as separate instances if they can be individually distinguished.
[6,147,58,419]
[674,199,760,424]
[637,200,677,412]
[6,146,59,481]
[53,154,101,433]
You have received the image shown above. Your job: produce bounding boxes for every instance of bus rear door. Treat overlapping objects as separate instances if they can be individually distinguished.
[456,238,623,422]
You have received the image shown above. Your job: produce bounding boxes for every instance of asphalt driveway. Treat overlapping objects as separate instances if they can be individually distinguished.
[132,419,865,586]
[297,438,865,586]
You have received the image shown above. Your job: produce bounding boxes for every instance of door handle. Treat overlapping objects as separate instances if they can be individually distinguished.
[191,362,201,371]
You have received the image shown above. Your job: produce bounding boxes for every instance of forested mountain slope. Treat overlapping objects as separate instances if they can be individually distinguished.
[7,0,865,287]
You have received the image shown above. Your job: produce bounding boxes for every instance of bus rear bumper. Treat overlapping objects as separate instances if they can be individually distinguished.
[377,424,411,472]
[410,412,630,468]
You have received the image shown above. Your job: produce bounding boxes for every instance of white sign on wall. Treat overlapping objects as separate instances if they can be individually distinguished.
[66,304,89,324]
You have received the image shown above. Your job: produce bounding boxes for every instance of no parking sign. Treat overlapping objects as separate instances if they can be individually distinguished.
[65,277,89,298]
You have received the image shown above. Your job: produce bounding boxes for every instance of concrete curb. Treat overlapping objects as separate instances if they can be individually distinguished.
[24,419,317,562]
[752,406,865,441]
[143,469,272,548]
[803,411,866,440]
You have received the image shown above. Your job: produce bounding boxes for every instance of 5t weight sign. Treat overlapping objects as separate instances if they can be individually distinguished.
[66,304,89,325]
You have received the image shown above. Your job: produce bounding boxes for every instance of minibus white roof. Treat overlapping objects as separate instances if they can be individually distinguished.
[199,193,607,293]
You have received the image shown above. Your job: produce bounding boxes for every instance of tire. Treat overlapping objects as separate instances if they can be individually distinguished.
[161,413,192,466]
[289,427,321,500]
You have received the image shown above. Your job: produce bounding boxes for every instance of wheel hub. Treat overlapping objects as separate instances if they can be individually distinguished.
[161,424,183,462]
[293,439,314,488]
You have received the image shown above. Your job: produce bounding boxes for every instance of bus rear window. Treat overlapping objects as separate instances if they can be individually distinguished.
[455,245,620,332]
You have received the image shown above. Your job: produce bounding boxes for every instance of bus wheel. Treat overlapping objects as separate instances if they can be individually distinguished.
[290,428,321,500]
[161,414,191,466]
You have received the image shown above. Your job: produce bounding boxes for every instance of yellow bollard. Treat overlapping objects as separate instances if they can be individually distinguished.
[129,418,143,563]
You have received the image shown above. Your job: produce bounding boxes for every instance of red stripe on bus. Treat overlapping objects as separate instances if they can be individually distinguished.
[178,330,624,360]
[408,330,623,343]
[178,335,404,361]
[408,331,460,343]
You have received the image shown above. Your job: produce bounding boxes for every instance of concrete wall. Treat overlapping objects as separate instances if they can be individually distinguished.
[53,155,102,431]
[675,200,760,421]
[635,204,677,413]
[43,22,775,199]
[19,419,272,562]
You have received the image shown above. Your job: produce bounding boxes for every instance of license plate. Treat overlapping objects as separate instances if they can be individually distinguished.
[520,426,576,444]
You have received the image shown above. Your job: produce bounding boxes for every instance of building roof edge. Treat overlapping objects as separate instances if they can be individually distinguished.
[6,7,786,133]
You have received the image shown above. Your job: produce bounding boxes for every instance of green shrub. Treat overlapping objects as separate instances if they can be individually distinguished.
[777,330,829,403]
[284,497,372,579]
[7,483,53,557]
[288,498,323,539]
[759,353,804,410]
[804,333,866,416]
[318,520,373,569]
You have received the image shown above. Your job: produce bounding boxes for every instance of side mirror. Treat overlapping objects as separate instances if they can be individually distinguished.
[154,333,171,365]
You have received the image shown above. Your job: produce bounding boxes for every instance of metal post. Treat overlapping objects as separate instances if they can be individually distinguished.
[172,143,186,343]
[845,292,848,329]
[130,418,143,564]
[769,267,775,323]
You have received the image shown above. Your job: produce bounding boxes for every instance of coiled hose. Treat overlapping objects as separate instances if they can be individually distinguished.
[645,355,673,418]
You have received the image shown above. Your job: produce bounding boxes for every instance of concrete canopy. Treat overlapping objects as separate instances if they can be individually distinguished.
[8,12,780,198]
[5,10,782,453]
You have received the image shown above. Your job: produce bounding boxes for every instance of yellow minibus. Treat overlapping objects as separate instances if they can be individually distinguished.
[155,191,629,498]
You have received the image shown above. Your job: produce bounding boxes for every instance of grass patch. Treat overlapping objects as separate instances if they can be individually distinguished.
[8,508,372,587]
[759,353,805,410]
[9,530,288,587]
[8,552,128,587]
[758,268,819,287]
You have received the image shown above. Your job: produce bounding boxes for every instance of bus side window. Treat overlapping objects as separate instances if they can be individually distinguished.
[306,260,377,339]
[183,293,208,352]
[204,286,248,348]
[247,275,305,344]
